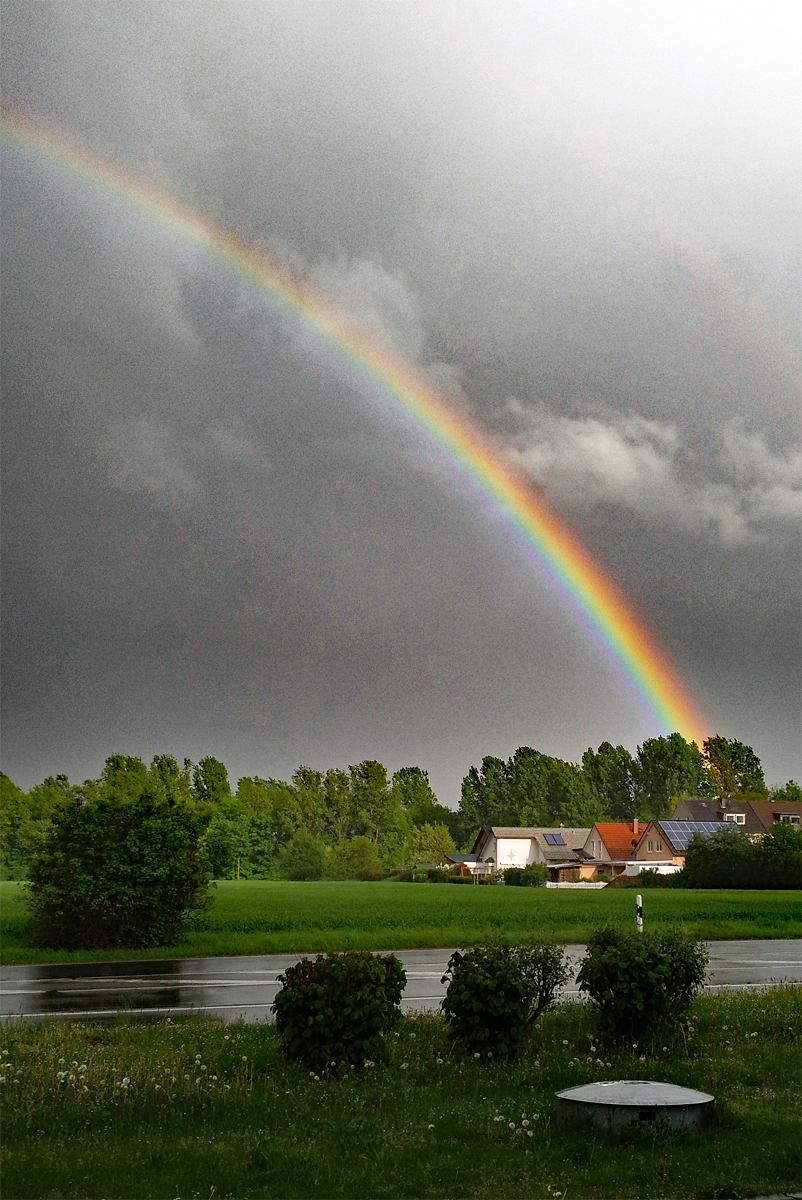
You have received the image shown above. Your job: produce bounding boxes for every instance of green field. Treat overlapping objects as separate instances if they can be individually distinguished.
[1,880,799,964]
[1,987,800,1199]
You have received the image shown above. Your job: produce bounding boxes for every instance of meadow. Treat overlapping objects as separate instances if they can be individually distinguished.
[1,880,799,964]
[1,986,799,1199]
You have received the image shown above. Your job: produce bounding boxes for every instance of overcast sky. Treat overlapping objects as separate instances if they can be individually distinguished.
[2,1,800,802]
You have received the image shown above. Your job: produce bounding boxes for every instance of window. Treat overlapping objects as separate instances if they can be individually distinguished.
[655,839,662,852]
[724,813,746,825]
[779,814,800,823]
[647,840,653,852]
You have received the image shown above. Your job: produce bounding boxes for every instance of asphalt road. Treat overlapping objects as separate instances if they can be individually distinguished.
[1,941,799,1025]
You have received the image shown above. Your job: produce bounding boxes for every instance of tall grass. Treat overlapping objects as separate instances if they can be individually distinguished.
[1,880,799,965]
[1,987,799,1199]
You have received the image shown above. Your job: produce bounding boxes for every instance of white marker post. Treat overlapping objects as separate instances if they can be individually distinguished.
[636,893,643,934]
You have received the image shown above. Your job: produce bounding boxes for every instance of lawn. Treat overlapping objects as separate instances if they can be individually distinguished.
[1,880,799,964]
[1,986,799,1199]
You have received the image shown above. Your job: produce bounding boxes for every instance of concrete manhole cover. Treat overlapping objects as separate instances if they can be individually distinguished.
[556,1079,714,1131]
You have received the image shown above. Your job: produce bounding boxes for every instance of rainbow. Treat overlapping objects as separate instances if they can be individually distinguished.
[1,106,707,744]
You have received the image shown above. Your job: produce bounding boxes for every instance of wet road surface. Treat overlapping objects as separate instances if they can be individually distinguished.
[1,941,799,1025]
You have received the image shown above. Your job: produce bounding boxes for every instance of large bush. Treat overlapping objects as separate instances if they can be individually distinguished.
[576,926,707,1043]
[330,836,383,880]
[677,824,802,889]
[272,950,406,1070]
[278,830,329,880]
[441,939,569,1058]
[27,761,210,949]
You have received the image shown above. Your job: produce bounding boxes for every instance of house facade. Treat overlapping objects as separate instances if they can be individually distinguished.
[633,819,745,868]
[470,826,592,880]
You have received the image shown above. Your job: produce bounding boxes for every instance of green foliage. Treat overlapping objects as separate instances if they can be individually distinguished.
[330,836,383,880]
[768,779,802,803]
[582,742,637,820]
[409,822,456,866]
[576,926,708,1043]
[703,735,767,798]
[460,746,602,832]
[272,950,406,1070]
[677,823,802,889]
[634,733,709,818]
[441,939,569,1058]
[502,862,549,887]
[278,830,329,881]
[26,756,211,949]
[0,773,70,880]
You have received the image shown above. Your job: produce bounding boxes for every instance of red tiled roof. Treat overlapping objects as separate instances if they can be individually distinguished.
[592,822,643,861]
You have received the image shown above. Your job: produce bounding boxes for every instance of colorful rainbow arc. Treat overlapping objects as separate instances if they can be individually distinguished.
[1,107,707,745]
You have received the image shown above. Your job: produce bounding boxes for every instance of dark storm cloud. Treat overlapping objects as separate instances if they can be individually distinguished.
[1,1,799,797]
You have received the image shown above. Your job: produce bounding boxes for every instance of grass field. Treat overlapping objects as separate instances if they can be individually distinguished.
[1,880,799,964]
[1,987,799,1199]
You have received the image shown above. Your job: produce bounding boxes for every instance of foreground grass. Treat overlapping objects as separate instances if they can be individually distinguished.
[1,987,800,1200]
[1,881,799,964]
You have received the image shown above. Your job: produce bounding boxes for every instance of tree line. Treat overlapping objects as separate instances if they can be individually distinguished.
[1,733,799,882]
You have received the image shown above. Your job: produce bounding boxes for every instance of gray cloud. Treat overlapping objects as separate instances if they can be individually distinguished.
[505,402,802,547]
[1,0,799,797]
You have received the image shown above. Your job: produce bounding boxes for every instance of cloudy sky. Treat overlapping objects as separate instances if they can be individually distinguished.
[2,1,800,802]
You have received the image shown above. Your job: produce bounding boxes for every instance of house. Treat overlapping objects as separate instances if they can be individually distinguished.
[633,819,745,869]
[470,826,592,881]
[443,853,483,877]
[671,798,802,839]
[581,820,652,878]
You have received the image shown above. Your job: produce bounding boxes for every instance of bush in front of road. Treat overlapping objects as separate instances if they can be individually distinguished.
[272,950,406,1070]
[27,787,210,950]
[441,938,569,1058]
[576,925,708,1044]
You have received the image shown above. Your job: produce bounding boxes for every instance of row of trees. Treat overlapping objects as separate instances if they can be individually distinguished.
[2,735,799,883]
[460,733,790,832]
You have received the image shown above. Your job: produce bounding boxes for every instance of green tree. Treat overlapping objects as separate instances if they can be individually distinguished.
[192,757,232,808]
[635,733,708,818]
[459,756,509,829]
[582,742,637,820]
[278,830,329,880]
[330,836,383,880]
[321,768,355,843]
[27,760,210,949]
[409,822,456,866]
[768,780,802,804]
[292,767,327,839]
[702,736,767,799]
[349,760,398,844]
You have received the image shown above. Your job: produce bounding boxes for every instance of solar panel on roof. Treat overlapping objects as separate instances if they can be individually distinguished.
[660,820,732,851]
[544,832,566,845]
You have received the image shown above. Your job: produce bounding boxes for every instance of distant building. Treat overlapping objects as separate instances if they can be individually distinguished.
[470,826,592,881]
[633,819,746,868]
[581,820,669,878]
[671,798,801,840]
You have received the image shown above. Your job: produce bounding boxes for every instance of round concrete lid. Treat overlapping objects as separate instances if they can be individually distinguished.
[556,1080,714,1106]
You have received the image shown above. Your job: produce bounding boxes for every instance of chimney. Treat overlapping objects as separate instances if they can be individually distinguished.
[632,819,639,837]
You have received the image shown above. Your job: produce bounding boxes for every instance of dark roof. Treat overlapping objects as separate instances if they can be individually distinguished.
[444,853,478,864]
[652,820,742,852]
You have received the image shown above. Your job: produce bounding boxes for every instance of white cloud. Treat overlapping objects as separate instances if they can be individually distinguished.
[504,400,801,546]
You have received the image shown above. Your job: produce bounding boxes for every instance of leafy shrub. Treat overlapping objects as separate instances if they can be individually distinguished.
[330,836,383,880]
[272,950,406,1070]
[576,926,708,1043]
[27,786,210,949]
[676,824,802,889]
[502,863,549,887]
[278,830,329,880]
[441,939,569,1057]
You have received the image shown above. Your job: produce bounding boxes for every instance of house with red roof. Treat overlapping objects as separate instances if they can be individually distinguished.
[581,820,678,878]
